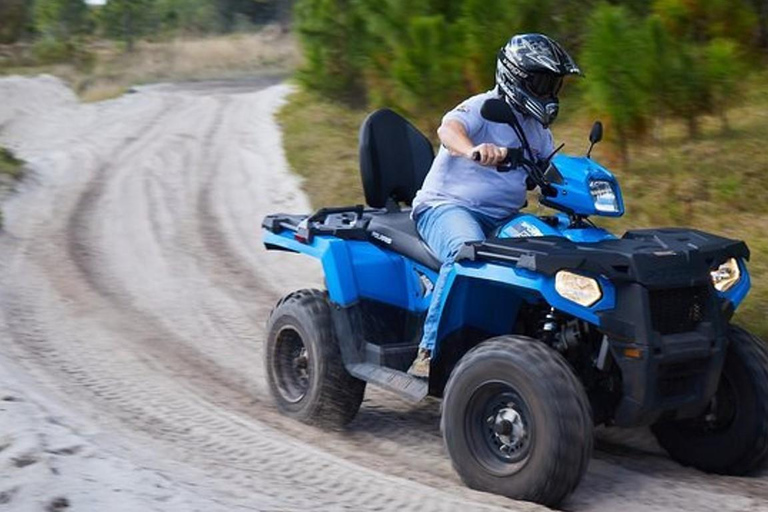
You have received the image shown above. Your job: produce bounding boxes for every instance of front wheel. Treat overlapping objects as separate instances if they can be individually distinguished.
[441,336,593,507]
[652,325,768,474]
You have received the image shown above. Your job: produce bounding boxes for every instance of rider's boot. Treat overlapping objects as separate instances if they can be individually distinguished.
[407,348,431,379]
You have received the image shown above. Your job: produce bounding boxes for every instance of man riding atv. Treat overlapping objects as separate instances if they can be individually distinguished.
[409,33,581,378]
[262,29,767,506]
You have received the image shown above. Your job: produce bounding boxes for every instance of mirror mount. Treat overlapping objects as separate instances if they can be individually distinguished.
[587,121,603,159]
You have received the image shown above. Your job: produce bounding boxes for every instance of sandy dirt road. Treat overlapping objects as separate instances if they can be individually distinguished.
[0,75,767,511]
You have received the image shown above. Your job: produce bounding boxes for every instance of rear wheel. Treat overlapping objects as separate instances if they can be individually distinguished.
[265,289,365,428]
[441,336,593,507]
[652,325,768,474]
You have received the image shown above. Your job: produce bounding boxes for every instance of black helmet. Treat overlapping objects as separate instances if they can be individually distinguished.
[496,34,580,127]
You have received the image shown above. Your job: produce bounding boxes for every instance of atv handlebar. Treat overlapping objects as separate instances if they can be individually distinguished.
[471,147,556,197]
[471,147,524,169]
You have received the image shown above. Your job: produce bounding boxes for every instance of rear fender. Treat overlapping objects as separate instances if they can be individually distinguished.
[263,229,437,311]
[263,230,358,305]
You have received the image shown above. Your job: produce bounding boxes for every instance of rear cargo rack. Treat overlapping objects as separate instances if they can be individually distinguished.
[263,205,373,243]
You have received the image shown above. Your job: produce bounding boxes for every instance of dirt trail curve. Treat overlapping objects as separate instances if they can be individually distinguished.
[0,75,767,512]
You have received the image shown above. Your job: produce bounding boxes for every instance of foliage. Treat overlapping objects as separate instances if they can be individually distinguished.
[0,147,24,182]
[290,0,760,156]
[294,0,368,102]
[652,0,757,46]
[581,4,651,160]
[154,0,221,33]
[386,16,466,130]
[460,0,552,91]
[31,37,95,70]
[34,0,90,40]
[99,0,158,51]
[704,38,747,130]
[0,0,32,44]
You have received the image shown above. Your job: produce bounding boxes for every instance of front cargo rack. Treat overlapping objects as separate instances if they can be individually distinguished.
[456,228,748,289]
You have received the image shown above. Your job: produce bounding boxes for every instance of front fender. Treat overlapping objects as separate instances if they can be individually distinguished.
[454,261,616,325]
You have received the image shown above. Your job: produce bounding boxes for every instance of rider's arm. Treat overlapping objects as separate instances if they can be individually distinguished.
[437,119,507,167]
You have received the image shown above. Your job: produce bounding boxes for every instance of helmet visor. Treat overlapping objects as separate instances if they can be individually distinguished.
[526,73,563,99]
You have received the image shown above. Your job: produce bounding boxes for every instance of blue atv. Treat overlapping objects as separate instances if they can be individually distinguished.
[262,99,768,506]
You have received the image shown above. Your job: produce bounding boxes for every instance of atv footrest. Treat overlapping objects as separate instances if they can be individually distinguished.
[347,363,428,403]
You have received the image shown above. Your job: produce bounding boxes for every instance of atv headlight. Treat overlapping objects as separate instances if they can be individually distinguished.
[711,258,741,292]
[590,180,619,213]
[555,271,602,307]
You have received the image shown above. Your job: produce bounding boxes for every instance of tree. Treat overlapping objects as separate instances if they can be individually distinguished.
[0,0,32,44]
[581,4,652,162]
[704,38,747,131]
[748,0,768,50]
[294,0,368,102]
[34,0,89,40]
[154,0,220,33]
[461,0,555,91]
[100,0,157,51]
[387,15,466,132]
[652,0,757,46]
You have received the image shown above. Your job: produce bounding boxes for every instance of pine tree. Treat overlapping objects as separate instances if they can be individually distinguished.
[100,0,157,51]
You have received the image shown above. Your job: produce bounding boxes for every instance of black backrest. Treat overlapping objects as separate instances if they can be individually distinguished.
[359,109,435,208]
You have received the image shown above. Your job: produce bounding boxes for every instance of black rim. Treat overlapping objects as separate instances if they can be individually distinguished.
[273,326,311,403]
[680,372,739,434]
[465,381,534,476]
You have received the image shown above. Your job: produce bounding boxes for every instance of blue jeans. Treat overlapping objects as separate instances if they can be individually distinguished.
[415,205,509,352]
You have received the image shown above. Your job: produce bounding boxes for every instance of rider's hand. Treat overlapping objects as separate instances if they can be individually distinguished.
[468,144,507,167]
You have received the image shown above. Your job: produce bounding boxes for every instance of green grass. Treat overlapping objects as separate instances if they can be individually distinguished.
[277,89,368,207]
[278,83,768,339]
[0,147,23,181]
[0,146,24,228]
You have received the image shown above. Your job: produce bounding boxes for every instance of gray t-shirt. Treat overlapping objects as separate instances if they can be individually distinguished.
[412,90,554,219]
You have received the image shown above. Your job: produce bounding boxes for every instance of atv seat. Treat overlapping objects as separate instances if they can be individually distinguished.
[367,211,441,271]
[359,109,440,270]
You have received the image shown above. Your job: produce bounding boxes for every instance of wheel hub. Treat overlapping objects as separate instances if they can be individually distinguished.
[488,404,528,458]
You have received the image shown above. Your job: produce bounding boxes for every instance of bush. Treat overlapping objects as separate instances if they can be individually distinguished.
[31,38,95,70]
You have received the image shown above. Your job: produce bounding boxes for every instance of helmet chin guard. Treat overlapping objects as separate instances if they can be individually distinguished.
[496,34,580,127]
